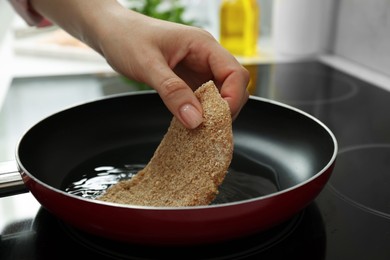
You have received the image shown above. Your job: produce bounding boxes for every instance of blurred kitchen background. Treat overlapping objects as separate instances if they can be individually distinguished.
[1,0,390,161]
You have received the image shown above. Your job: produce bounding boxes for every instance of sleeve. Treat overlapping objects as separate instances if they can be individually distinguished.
[8,0,52,27]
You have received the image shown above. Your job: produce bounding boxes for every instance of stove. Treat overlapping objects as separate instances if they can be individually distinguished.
[1,60,390,259]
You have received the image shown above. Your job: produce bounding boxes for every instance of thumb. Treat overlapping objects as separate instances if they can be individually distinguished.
[146,65,203,129]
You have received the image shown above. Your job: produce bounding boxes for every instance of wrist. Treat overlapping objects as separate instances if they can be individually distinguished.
[85,2,130,55]
[92,6,150,58]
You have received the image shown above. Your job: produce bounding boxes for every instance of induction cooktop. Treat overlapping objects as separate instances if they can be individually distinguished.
[1,60,390,259]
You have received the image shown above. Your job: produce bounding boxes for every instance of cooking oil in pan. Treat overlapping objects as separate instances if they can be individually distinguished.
[64,158,280,204]
[64,164,143,200]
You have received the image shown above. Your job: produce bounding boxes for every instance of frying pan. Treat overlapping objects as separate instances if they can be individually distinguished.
[0,92,337,245]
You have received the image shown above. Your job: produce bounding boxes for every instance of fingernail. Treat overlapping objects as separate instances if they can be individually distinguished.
[179,104,203,129]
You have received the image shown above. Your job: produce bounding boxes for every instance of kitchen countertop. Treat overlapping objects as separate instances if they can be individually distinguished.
[1,21,390,110]
[2,53,390,104]
[0,31,14,110]
[319,55,390,93]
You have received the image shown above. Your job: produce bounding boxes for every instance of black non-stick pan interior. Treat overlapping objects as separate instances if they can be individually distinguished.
[16,93,335,199]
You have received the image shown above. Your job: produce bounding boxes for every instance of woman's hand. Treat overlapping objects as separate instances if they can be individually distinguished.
[97,8,249,128]
[30,0,250,129]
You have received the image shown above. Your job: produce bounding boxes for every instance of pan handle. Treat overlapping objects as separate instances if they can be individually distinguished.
[0,161,28,197]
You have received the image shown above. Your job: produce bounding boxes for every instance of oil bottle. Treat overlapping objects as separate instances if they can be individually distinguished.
[220,0,260,57]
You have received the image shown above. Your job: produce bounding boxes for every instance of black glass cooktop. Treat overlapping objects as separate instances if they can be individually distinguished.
[1,60,390,259]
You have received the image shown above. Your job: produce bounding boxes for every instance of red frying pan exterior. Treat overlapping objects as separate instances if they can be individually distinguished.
[14,93,337,245]
[20,162,334,245]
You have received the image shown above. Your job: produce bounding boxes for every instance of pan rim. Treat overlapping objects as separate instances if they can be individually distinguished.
[15,92,338,211]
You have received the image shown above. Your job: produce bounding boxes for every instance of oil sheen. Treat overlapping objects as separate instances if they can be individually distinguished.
[64,164,279,205]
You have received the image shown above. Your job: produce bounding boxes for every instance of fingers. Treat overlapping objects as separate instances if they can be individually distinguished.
[115,18,248,128]
[208,45,250,119]
[221,71,250,120]
[145,47,248,128]
[146,60,204,129]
